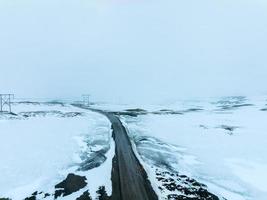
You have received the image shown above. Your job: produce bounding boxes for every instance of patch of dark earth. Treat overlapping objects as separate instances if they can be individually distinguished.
[182,108,204,113]
[54,173,87,198]
[213,96,247,105]
[156,170,220,200]
[218,125,239,135]
[199,125,208,130]
[76,190,92,200]
[152,110,184,115]
[23,191,50,200]
[0,112,20,120]
[212,96,254,111]
[13,101,41,106]
[96,186,110,200]
[217,103,254,111]
[0,111,85,120]
[110,108,204,117]
[23,174,111,200]
[199,125,239,135]
[19,111,85,118]
[14,101,66,107]
[110,108,148,117]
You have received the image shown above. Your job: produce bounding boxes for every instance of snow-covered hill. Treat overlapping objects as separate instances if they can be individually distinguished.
[1,96,267,200]
[0,102,114,200]
[119,96,267,200]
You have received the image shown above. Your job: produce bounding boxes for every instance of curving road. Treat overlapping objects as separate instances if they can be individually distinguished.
[82,107,158,200]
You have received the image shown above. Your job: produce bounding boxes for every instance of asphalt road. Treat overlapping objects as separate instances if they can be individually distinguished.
[84,107,158,200]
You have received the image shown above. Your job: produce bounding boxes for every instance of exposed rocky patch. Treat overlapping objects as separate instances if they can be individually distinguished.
[45,101,66,107]
[0,110,85,120]
[24,195,36,200]
[0,112,18,119]
[19,111,84,118]
[230,103,254,108]
[96,186,110,200]
[218,125,239,135]
[155,169,219,200]
[213,96,254,111]
[110,108,148,117]
[22,185,107,200]
[199,124,239,136]
[55,173,87,198]
[125,108,148,113]
[76,191,92,200]
[24,191,51,200]
[23,184,110,200]
[116,107,202,116]
[14,101,41,105]
[199,125,208,130]
[112,107,203,117]
[15,101,65,107]
[218,103,254,111]
[152,109,184,115]
[182,108,204,113]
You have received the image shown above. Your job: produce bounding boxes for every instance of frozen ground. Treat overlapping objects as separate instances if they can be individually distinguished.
[1,96,267,200]
[0,102,113,200]
[114,96,267,200]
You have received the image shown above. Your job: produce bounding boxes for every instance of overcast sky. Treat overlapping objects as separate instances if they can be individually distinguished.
[0,0,266,103]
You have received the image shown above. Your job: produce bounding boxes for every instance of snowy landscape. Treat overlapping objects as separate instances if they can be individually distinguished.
[0,102,114,200]
[1,96,267,200]
[119,96,267,200]
[1,0,267,200]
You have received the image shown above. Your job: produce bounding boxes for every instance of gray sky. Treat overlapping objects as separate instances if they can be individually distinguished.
[0,0,267,103]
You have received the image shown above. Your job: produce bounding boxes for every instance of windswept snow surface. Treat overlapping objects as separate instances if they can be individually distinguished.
[119,96,267,200]
[0,102,113,200]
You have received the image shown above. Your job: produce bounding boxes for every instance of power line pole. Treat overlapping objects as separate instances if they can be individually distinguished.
[0,94,14,113]
[82,94,90,107]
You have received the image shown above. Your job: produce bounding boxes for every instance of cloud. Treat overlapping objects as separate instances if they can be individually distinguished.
[0,0,266,103]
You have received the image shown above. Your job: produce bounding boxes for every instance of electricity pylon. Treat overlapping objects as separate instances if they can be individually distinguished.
[0,94,14,113]
[82,94,90,107]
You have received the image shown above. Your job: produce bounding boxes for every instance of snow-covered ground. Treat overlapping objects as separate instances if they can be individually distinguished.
[118,96,267,200]
[0,102,113,200]
[1,96,267,200]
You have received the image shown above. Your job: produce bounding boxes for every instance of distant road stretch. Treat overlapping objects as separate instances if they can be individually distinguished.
[81,107,158,200]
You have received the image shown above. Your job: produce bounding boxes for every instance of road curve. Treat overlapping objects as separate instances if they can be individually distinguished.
[80,107,158,200]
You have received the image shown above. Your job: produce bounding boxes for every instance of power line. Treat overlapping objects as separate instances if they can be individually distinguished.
[82,94,90,107]
[0,94,14,113]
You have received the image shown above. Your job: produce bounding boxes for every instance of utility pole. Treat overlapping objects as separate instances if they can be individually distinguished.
[0,94,14,113]
[82,94,90,107]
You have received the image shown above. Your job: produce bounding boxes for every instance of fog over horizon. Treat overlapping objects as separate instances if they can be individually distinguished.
[0,0,267,104]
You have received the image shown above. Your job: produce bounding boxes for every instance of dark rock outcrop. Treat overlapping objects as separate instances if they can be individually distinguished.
[96,186,110,200]
[55,173,87,198]
[76,191,92,200]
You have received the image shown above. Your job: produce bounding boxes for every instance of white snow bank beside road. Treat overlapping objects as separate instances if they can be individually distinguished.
[0,103,112,200]
[121,96,267,200]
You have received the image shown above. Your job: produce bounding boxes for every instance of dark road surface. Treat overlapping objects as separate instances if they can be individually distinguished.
[80,107,158,200]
